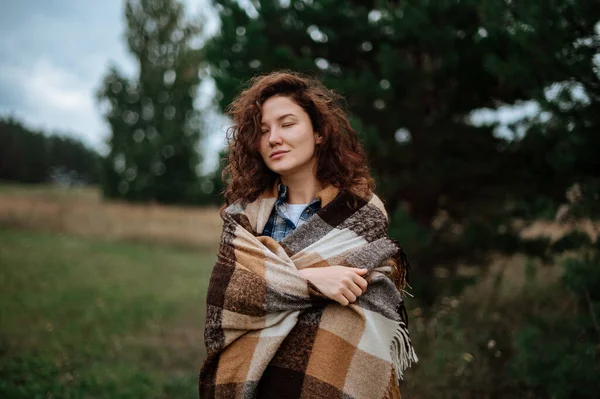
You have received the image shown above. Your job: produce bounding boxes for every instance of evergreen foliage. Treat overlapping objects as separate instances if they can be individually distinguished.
[97,0,205,204]
[0,117,99,184]
[205,0,600,302]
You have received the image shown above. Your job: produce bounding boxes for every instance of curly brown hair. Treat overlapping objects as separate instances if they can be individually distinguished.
[222,71,375,205]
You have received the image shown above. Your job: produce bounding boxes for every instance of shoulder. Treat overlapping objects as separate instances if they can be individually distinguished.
[220,201,246,220]
[349,188,388,218]
[366,193,389,220]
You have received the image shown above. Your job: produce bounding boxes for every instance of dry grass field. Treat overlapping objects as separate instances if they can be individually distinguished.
[0,184,223,250]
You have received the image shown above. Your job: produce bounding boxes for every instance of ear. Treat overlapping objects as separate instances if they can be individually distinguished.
[315,133,323,144]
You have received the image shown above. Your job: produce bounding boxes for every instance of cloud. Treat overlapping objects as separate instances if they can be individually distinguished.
[27,59,93,111]
[0,57,106,148]
[0,0,223,169]
[0,0,131,150]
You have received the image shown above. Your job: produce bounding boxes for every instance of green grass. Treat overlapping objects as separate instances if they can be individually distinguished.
[0,228,215,399]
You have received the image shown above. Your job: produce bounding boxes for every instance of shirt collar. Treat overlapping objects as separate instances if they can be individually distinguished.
[276,183,288,202]
[276,183,321,208]
[266,177,339,208]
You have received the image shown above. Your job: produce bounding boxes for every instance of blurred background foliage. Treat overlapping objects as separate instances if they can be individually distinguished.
[97,0,207,204]
[1,0,599,398]
[0,117,100,185]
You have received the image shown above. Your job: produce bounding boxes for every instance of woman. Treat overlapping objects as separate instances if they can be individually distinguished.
[199,71,416,399]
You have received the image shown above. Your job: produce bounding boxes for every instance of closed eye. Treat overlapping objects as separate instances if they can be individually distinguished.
[282,123,295,128]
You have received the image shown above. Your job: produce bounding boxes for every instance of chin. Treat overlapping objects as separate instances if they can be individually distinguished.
[270,167,293,176]
[267,161,293,175]
[266,157,315,177]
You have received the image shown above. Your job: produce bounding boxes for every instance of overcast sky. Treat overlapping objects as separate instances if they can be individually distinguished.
[0,0,226,171]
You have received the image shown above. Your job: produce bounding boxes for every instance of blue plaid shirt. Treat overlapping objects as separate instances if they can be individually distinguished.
[262,184,322,242]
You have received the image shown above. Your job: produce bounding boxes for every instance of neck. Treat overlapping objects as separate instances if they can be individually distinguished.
[280,167,323,204]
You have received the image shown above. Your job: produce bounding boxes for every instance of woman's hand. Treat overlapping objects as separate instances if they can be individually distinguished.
[298,266,369,306]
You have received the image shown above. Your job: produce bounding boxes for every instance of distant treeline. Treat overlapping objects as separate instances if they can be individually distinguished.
[0,117,100,185]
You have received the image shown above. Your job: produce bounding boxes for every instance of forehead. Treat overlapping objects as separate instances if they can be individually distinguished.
[260,96,304,123]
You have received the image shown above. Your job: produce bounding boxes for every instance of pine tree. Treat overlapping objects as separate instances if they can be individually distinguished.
[205,0,600,303]
[97,0,204,203]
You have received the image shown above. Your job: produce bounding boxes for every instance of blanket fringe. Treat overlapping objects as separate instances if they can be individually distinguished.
[390,321,418,381]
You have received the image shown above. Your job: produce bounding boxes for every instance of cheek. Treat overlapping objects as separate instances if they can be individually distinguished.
[300,136,317,155]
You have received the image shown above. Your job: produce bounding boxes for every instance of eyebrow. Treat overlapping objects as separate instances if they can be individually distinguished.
[261,113,297,125]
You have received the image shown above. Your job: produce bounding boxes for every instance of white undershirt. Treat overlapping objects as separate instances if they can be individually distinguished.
[285,203,309,226]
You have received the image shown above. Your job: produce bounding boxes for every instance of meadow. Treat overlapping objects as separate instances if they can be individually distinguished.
[0,185,219,398]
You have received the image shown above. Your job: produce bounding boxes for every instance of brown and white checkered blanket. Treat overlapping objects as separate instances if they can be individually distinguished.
[199,185,417,398]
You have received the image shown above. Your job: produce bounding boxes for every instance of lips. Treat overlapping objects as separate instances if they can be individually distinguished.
[270,150,289,158]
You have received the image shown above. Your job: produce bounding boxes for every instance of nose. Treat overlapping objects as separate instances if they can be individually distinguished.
[267,128,283,147]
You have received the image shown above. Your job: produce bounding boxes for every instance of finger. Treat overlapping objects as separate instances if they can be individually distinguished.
[352,274,368,292]
[348,281,363,298]
[352,268,369,276]
[343,289,357,303]
[335,294,349,306]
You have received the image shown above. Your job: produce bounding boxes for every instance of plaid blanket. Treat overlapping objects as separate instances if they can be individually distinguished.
[199,185,417,398]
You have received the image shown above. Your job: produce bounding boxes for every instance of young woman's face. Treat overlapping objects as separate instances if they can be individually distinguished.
[258,95,322,178]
